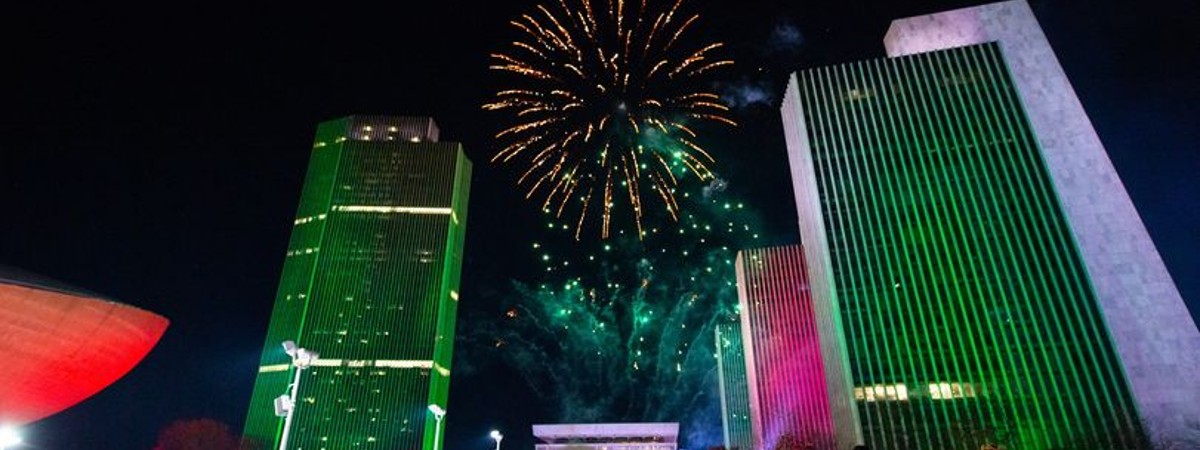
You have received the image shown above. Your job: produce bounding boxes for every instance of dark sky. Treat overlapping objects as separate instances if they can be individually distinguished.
[4,1,1197,449]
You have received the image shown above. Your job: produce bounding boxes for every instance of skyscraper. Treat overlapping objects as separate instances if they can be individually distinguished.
[242,116,471,449]
[715,321,753,450]
[728,245,854,450]
[781,1,1197,448]
[881,3,1200,445]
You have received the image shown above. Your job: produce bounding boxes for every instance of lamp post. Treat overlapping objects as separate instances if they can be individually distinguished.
[428,405,446,450]
[275,340,318,450]
[0,426,21,450]
[490,430,504,450]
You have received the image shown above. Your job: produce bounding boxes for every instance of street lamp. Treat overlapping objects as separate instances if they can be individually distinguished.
[428,404,446,450]
[0,426,21,450]
[490,430,504,450]
[274,340,318,450]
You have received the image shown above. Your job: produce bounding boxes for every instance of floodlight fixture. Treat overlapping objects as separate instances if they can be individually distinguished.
[294,348,318,368]
[427,404,446,419]
[273,394,292,417]
[490,429,504,450]
[282,340,298,357]
[427,405,447,450]
[276,341,317,450]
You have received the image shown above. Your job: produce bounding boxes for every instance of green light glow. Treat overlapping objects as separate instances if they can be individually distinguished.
[790,43,1143,449]
[463,181,767,434]
[242,117,471,450]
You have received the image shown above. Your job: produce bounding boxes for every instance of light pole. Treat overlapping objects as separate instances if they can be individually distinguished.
[490,430,504,450]
[275,340,318,450]
[428,404,446,450]
[0,426,21,450]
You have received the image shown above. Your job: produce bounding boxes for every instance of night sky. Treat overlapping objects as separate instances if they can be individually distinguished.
[4,1,1197,449]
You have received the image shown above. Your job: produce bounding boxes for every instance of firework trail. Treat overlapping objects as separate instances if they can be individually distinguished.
[485,0,737,240]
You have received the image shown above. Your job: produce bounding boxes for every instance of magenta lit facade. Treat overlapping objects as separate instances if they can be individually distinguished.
[735,246,848,450]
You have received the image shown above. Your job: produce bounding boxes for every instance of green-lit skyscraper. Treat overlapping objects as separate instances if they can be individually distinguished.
[243,116,471,449]
[779,2,1185,448]
[715,321,753,450]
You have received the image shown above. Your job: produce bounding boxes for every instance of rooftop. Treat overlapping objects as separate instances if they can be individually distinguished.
[0,264,112,302]
[533,423,679,444]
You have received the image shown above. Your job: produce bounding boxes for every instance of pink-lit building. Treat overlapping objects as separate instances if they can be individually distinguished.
[732,245,852,450]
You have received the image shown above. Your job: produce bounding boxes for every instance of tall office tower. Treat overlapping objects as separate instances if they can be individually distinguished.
[881,2,1200,445]
[715,321,753,450]
[779,1,1197,447]
[242,116,471,450]
[732,246,854,450]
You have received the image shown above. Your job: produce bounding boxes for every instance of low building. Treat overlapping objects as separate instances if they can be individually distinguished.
[533,423,679,450]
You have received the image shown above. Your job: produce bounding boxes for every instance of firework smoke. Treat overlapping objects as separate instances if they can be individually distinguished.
[464,183,768,448]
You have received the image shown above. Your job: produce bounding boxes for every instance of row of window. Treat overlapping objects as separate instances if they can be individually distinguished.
[853,382,978,402]
[293,213,327,226]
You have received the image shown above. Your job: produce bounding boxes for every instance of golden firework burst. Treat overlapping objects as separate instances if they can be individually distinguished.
[485,0,736,240]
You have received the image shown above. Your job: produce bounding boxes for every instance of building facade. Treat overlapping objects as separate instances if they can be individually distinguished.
[729,246,854,450]
[779,2,1183,447]
[716,321,753,450]
[881,2,1200,444]
[242,116,471,449]
[533,423,678,450]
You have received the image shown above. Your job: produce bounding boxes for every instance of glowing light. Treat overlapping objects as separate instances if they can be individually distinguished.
[331,205,452,215]
[1,426,22,448]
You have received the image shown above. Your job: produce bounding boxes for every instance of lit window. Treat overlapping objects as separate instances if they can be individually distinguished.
[928,382,976,400]
[854,383,908,402]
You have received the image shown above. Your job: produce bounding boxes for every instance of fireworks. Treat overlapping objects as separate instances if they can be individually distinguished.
[459,181,767,437]
[485,0,736,240]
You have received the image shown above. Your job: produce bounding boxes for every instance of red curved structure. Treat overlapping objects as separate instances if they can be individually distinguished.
[0,271,168,425]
